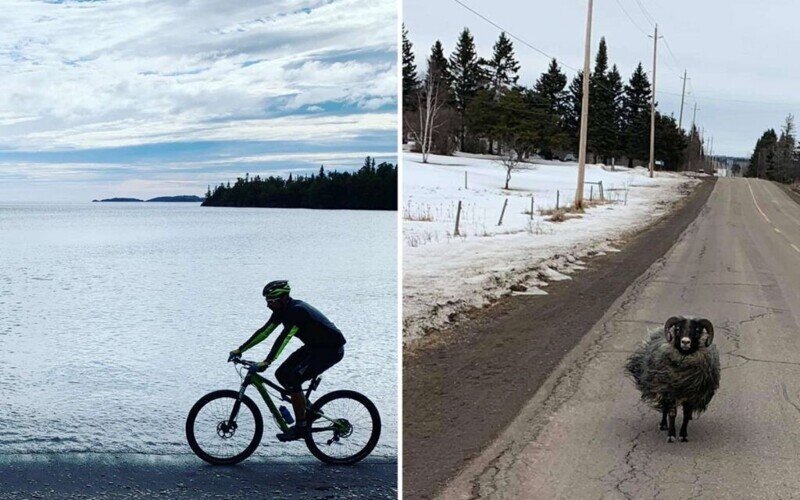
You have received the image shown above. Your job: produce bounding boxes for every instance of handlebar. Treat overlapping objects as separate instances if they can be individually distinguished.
[229,356,263,371]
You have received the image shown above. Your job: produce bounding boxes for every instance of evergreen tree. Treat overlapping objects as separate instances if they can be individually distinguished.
[565,71,584,149]
[748,129,778,178]
[534,58,568,115]
[428,40,451,88]
[486,32,520,97]
[606,65,625,161]
[622,63,652,166]
[449,28,482,149]
[532,59,569,158]
[654,113,687,171]
[402,24,419,111]
[588,38,616,162]
[775,114,797,182]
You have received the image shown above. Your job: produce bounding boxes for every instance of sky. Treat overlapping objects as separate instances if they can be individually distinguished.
[0,0,397,202]
[405,0,800,159]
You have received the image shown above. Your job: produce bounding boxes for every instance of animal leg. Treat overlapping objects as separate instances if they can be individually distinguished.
[679,403,692,442]
[667,406,677,442]
[659,407,668,431]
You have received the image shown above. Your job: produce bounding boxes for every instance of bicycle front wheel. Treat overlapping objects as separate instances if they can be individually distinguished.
[305,390,381,465]
[185,390,263,465]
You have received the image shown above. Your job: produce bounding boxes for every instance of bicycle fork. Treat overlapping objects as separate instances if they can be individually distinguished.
[226,378,249,424]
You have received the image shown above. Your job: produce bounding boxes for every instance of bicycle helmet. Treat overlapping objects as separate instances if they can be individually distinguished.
[263,280,291,300]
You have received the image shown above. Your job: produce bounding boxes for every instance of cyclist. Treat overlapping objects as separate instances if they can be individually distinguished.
[229,280,346,441]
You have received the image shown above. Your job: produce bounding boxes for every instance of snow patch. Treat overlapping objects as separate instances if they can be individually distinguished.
[403,152,700,346]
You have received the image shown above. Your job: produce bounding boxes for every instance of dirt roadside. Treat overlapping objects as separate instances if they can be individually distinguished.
[402,177,717,499]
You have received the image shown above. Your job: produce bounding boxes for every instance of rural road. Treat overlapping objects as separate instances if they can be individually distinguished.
[442,177,800,499]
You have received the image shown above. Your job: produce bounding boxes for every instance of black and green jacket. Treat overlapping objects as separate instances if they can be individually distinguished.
[239,299,346,363]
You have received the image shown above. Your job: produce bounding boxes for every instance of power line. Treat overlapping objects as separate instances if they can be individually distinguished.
[449,0,577,71]
[612,0,649,37]
[632,0,657,27]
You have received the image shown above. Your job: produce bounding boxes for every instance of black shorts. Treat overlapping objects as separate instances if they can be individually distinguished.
[275,345,344,391]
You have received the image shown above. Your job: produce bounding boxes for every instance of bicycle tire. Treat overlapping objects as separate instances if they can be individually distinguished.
[304,390,381,465]
[186,389,263,465]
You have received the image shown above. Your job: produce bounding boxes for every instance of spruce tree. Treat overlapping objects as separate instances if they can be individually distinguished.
[402,24,419,110]
[449,28,482,150]
[534,58,568,115]
[622,63,652,166]
[748,129,778,178]
[428,40,451,89]
[565,71,584,149]
[533,59,569,158]
[486,32,520,97]
[588,38,612,162]
[606,65,624,162]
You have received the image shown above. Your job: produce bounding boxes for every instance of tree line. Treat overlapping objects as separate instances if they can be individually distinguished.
[746,115,800,183]
[202,157,397,210]
[403,25,705,171]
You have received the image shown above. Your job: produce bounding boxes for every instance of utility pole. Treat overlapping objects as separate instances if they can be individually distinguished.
[710,136,714,171]
[648,24,662,179]
[575,0,593,208]
[678,70,688,131]
[692,102,698,131]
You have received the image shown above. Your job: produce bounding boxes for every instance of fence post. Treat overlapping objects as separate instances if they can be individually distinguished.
[530,196,534,220]
[599,180,604,201]
[454,200,462,236]
[498,198,509,226]
[590,185,593,201]
[556,190,560,210]
[465,171,468,189]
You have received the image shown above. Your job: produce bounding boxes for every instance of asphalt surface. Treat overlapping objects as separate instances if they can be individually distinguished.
[0,454,396,499]
[403,177,716,499]
[442,177,800,499]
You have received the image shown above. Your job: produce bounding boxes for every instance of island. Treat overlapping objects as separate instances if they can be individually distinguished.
[92,197,143,202]
[202,156,397,210]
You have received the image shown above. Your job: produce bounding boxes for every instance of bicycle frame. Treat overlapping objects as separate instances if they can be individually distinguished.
[230,370,343,434]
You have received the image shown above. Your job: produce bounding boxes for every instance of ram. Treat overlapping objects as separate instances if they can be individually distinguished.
[625,316,721,442]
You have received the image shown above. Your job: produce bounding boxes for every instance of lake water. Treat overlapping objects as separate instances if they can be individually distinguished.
[0,203,397,458]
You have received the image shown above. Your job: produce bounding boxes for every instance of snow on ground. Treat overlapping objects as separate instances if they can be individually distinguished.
[403,151,700,346]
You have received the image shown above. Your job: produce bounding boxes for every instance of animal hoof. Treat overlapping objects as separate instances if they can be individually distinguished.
[680,436,688,442]
[667,436,675,443]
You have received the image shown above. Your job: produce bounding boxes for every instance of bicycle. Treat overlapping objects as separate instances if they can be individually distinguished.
[185,357,381,465]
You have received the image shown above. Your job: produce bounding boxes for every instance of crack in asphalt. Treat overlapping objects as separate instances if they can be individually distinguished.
[723,352,800,368]
[720,301,787,313]
[469,253,668,498]
[780,382,800,416]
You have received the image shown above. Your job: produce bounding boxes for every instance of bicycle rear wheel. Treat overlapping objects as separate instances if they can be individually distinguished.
[305,390,381,465]
[185,390,263,465]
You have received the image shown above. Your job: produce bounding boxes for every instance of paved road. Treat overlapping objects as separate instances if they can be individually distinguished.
[442,177,800,499]
[0,454,396,499]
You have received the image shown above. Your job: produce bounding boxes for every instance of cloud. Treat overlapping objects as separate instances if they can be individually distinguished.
[0,0,397,152]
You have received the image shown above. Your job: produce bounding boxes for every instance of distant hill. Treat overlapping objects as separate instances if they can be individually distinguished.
[202,157,397,210]
[92,195,204,203]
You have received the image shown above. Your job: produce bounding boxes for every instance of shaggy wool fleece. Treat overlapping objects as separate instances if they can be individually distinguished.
[625,329,721,413]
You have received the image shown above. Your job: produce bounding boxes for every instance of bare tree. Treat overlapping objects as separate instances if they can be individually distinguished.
[405,70,448,163]
[495,150,521,189]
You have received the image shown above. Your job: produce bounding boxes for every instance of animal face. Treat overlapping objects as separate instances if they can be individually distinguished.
[664,316,714,354]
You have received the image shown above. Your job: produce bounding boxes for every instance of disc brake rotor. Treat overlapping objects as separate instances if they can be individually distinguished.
[216,420,238,439]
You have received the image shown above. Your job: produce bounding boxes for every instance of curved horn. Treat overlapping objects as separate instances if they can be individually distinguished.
[697,318,714,346]
[664,316,683,342]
